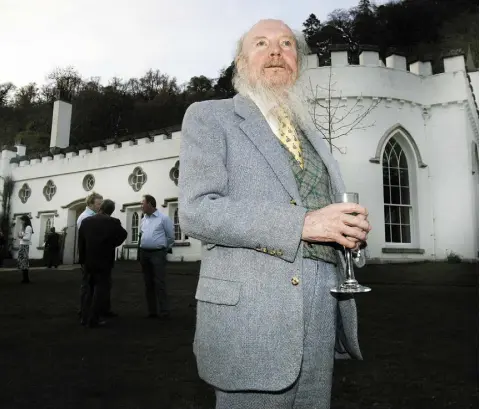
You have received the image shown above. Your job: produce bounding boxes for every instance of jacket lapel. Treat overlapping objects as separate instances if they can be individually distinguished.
[234,94,302,203]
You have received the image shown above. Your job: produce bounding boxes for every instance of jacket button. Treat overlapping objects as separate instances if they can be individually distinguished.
[277,250,283,256]
[291,276,300,286]
[290,199,297,205]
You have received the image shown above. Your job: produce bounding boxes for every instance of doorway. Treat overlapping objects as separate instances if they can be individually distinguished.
[62,200,85,264]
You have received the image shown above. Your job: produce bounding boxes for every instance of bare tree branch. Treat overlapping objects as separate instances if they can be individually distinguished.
[308,66,380,153]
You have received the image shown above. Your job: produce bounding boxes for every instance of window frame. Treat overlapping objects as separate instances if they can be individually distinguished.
[381,134,419,248]
[125,207,142,245]
[39,213,55,247]
[168,202,188,243]
[130,211,140,244]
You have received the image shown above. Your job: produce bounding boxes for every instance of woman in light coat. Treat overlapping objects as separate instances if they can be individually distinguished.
[18,215,33,283]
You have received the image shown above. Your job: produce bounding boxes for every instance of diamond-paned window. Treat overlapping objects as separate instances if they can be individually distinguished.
[19,183,31,204]
[82,174,95,191]
[128,167,147,192]
[43,180,57,201]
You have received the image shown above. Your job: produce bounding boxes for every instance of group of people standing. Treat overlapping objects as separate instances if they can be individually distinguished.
[76,192,175,328]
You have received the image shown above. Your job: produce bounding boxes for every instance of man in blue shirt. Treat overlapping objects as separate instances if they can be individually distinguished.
[139,194,175,319]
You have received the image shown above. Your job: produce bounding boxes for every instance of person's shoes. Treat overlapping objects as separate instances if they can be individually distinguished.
[86,320,106,328]
[159,311,171,320]
[21,279,30,284]
[102,311,118,318]
[146,313,158,319]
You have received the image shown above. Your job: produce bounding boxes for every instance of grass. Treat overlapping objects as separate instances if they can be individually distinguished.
[0,260,477,409]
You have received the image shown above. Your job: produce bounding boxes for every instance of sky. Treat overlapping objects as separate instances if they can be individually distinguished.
[1,0,385,88]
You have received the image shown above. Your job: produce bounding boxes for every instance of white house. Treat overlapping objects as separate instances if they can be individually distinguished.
[1,48,478,264]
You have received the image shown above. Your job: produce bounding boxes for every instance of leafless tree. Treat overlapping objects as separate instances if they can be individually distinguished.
[307,66,380,154]
[0,83,16,106]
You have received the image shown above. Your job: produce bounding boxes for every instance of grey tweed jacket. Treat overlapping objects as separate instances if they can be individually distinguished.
[178,94,362,392]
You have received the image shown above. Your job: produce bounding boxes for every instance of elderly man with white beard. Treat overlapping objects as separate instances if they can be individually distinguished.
[179,19,372,409]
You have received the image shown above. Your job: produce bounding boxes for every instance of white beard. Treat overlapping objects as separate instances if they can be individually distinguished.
[233,65,311,128]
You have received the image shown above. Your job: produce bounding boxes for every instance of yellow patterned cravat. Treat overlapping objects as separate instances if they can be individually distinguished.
[277,109,304,169]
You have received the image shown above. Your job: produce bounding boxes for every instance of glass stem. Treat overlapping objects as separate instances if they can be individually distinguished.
[345,248,356,282]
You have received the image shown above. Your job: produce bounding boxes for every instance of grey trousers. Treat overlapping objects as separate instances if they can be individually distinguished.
[215,258,338,409]
[139,249,169,314]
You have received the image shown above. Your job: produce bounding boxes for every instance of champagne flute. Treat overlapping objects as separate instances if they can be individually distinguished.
[330,192,371,294]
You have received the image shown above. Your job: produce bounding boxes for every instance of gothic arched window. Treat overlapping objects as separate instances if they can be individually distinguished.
[46,217,53,232]
[174,207,182,241]
[383,137,411,243]
[131,212,139,243]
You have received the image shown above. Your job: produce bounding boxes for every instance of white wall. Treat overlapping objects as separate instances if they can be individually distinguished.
[427,107,478,260]
[7,133,202,263]
[2,54,478,264]
[300,58,478,262]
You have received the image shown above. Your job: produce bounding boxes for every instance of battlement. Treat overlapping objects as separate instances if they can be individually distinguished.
[3,46,477,177]
[305,45,470,76]
[302,45,478,132]
[3,127,182,178]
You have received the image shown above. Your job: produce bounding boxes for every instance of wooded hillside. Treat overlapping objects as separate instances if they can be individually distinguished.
[0,0,477,153]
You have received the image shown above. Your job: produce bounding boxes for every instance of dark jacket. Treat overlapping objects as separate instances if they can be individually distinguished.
[78,214,127,271]
[45,232,60,251]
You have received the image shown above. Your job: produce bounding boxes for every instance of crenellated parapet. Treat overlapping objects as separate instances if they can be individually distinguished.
[305,44,471,76]
[4,126,182,175]
[302,45,478,134]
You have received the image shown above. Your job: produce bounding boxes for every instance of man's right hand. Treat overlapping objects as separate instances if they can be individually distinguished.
[301,203,372,249]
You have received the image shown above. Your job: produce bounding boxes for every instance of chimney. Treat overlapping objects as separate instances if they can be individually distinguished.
[50,99,72,149]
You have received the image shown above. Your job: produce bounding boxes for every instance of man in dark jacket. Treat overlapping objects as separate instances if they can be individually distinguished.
[45,227,60,268]
[78,199,127,327]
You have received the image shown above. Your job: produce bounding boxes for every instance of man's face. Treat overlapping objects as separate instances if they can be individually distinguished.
[141,198,152,214]
[92,198,103,213]
[240,20,298,89]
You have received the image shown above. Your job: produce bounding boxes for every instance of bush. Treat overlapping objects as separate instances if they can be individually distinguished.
[446,251,462,263]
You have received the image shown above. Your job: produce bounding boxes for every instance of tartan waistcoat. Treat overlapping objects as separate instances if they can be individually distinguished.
[282,128,338,265]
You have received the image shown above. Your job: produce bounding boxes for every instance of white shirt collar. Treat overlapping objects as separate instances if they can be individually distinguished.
[146,209,160,217]
[247,92,279,122]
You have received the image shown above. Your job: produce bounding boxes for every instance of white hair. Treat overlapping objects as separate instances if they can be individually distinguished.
[231,24,312,127]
